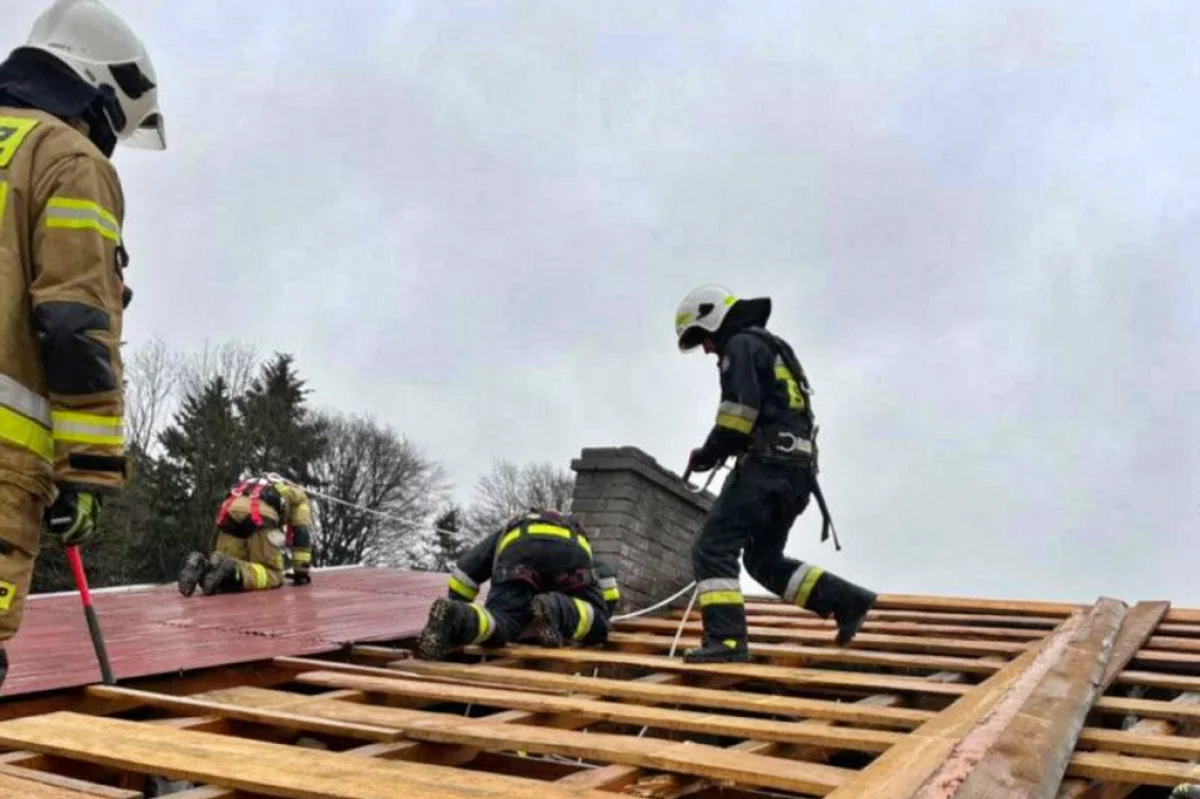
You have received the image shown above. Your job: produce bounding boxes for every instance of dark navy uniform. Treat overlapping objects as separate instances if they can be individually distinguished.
[416,509,619,660]
[683,295,876,663]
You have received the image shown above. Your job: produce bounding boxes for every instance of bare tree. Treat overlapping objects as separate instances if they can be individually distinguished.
[465,460,575,539]
[179,340,259,400]
[308,411,449,568]
[124,336,182,456]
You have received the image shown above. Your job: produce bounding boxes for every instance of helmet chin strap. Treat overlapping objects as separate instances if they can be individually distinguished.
[80,85,121,157]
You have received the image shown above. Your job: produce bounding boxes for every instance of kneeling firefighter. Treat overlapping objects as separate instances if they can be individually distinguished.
[674,285,877,664]
[177,473,314,596]
[416,509,621,660]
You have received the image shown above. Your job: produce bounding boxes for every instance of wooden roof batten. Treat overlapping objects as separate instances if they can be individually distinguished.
[0,586,1198,799]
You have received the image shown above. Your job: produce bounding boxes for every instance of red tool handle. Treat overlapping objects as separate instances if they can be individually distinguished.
[66,546,115,685]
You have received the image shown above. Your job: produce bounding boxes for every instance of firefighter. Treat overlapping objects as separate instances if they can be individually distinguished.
[177,473,315,596]
[674,285,876,663]
[0,0,165,689]
[415,509,620,661]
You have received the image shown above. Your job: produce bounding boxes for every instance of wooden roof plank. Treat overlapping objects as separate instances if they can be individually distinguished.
[480,645,972,696]
[293,669,905,752]
[198,686,853,795]
[387,658,935,728]
[0,770,136,799]
[0,712,621,799]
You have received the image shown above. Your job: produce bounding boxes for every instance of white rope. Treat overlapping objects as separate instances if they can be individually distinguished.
[636,582,699,738]
[611,581,698,621]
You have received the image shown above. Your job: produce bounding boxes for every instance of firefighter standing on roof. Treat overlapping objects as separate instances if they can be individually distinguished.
[0,0,165,690]
[177,473,315,596]
[415,509,622,660]
[674,285,877,664]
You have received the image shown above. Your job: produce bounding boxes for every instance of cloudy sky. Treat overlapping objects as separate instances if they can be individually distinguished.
[10,1,1197,605]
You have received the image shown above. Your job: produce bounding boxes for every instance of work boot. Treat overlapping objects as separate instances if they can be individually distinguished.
[200,554,241,596]
[529,594,566,648]
[416,599,473,661]
[1172,786,1200,799]
[806,571,877,646]
[683,636,750,664]
[177,551,209,597]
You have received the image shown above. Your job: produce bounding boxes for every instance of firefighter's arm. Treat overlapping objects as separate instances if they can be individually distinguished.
[30,153,127,496]
[447,529,501,601]
[695,334,764,465]
[287,488,314,578]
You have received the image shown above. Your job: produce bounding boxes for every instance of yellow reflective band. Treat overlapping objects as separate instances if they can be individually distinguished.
[577,535,592,558]
[0,405,54,462]
[496,528,522,556]
[248,563,269,590]
[449,576,478,600]
[527,523,572,539]
[0,116,40,168]
[794,566,825,608]
[716,413,754,434]
[293,550,312,566]
[699,591,744,607]
[469,603,494,644]
[602,587,621,602]
[46,197,121,242]
[572,598,594,641]
[52,411,124,448]
[0,579,16,612]
[0,182,7,226]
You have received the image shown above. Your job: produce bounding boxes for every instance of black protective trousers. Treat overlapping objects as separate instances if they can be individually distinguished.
[452,537,612,648]
[692,456,821,640]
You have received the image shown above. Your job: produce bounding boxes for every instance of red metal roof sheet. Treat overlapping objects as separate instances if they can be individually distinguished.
[1,566,444,698]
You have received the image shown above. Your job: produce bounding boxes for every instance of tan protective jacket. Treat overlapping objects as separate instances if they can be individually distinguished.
[0,107,127,502]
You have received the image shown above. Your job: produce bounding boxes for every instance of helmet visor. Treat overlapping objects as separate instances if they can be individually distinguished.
[122,112,165,150]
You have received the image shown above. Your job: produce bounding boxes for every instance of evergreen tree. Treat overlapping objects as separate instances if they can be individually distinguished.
[236,353,325,482]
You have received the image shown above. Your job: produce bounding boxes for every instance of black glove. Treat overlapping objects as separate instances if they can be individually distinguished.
[288,570,311,586]
[44,490,100,546]
[687,448,719,474]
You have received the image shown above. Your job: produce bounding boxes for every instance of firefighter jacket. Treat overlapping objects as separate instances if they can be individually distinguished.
[696,297,817,467]
[0,106,128,502]
[446,511,621,613]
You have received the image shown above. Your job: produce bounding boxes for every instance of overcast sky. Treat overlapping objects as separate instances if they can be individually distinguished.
[10,1,1198,606]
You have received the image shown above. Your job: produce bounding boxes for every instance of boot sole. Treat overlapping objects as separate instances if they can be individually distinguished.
[201,560,237,596]
[416,600,453,661]
[530,596,565,648]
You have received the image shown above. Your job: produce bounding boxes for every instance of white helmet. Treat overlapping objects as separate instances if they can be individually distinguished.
[25,0,165,149]
[674,285,738,352]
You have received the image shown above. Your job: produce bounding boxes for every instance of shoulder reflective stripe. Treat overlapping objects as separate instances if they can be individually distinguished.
[577,534,592,558]
[717,401,759,425]
[50,411,123,447]
[572,598,595,641]
[0,375,51,427]
[496,528,523,557]
[469,604,494,644]
[450,566,479,591]
[526,523,572,539]
[0,116,40,168]
[45,197,121,242]
[0,406,53,462]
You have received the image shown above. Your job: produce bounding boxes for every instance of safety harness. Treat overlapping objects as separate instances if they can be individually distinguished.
[215,477,286,534]
[492,512,595,589]
[740,328,842,552]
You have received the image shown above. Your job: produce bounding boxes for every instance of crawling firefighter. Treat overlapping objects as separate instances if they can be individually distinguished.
[177,473,314,596]
[0,0,165,689]
[416,509,621,660]
[674,285,877,663]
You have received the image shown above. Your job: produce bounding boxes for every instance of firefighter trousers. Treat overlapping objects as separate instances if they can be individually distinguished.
[692,456,822,640]
[457,581,611,649]
[0,480,45,645]
[214,528,285,591]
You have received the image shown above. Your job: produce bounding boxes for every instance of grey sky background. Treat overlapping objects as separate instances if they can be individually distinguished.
[11,1,1198,605]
